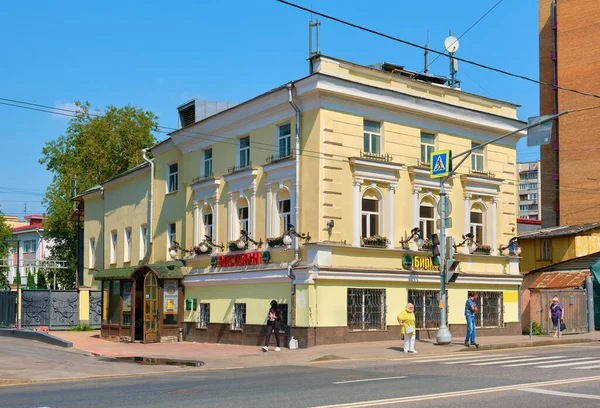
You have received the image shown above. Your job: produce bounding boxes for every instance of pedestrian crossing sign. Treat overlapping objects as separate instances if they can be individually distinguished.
[430,150,452,179]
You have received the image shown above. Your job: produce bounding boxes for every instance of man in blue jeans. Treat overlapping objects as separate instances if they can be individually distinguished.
[465,292,479,348]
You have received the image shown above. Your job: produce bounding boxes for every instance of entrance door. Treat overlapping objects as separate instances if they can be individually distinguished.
[144,272,159,343]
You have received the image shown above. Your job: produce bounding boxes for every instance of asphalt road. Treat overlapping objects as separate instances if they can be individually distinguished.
[2,343,600,408]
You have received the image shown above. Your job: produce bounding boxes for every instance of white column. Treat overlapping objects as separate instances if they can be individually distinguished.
[491,197,499,255]
[193,199,199,246]
[352,178,363,247]
[212,193,219,253]
[250,184,256,249]
[227,192,234,243]
[265,183,272,238]
[387,183,397,249]
[463,193,472,254]
[412,187,421,229]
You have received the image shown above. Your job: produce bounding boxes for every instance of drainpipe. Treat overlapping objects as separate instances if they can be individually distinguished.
[141,148,154,265]
[287,83,301,344]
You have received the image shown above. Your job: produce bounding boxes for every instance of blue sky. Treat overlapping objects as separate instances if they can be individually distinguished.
[0,0,540,217]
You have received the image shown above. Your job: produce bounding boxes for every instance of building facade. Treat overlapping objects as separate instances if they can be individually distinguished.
[517,161,541,221]
[80,55,526,346]
[539,0,600,227]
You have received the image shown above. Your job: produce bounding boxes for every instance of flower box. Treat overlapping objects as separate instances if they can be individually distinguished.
[474,245,492,255]
[267,237,285,248]
[361,236,389,248]
[228,241,247,252]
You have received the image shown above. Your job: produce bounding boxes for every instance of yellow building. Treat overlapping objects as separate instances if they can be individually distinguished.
[79,55,526,345]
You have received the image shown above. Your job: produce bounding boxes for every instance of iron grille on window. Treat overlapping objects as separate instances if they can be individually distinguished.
[474,292,503,328]
[232,303,246,329]
[279,304,288,333]
[198,303,210,329]
[347,288,386,331]
[409,289,447,329]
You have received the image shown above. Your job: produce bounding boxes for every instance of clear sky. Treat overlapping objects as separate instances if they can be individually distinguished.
[0,0,540,218]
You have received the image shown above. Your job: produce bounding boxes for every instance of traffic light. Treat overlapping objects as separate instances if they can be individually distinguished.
[446,260,460,283]
[431,234,441,266]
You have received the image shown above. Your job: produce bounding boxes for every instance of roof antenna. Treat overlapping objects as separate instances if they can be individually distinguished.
[308,17,321,74]
[444,29,460,88]
[424,30,430,74]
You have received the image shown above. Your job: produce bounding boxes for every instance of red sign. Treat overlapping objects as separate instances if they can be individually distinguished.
[216,252,262,268]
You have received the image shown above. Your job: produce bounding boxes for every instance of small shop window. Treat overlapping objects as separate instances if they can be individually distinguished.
[279,304,288,333]
[198,303,210,329]
[109,281,120,325]
[122,281,132,326]
[232,303,246,329]
[163,280,179,325]
[102,281,109,324]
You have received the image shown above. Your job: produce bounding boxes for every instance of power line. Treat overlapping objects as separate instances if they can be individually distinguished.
[276,0,600,101]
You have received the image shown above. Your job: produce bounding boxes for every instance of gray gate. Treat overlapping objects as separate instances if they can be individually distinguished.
[0,290,17,326]
[21,290,79,330]
[89,290,101,329]
[540,289,587,334]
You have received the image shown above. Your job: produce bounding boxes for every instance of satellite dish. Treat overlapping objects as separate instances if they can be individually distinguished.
[444,36,459,53]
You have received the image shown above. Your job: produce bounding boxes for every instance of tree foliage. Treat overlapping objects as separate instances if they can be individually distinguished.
[0,208,13,289]
[26,271,36,289]
[39,102,158,288]
[37,269,48,289]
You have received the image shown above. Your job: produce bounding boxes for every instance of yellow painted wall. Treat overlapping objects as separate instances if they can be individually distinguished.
[79,289,90,323]
[83,194,104,289]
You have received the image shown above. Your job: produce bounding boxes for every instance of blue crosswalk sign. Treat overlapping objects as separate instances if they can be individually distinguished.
[430,150,451,179]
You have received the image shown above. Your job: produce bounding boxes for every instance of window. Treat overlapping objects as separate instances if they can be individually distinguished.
[279,304,288,333]
[470,205,484,245]
[198,303,210,329]
[519,184,527,191]
[124,227,132,263]
[239,136,250,168]
[110,280,120,324]
[140,224,148,260]
[23,241,29,253]
[167,163,178,193]
[419,200,435,240]
[203,206,213,241]
[89,238,96,269]
[232,303,246,329]
[474,291,503,327]
[168,223,176,253]
[278,198,291,235]
[278,123,291,158]
[122,281,132,326]
[408,289,445,329]
[471,142,484,171]
[347,288,386,331]
[361,190,380,238]
[420,132,435,164]
[363,120,381,154]
[163,280,179,325]
[23,240,37,253]
[110,230,117,264]
[541,240,552,261]
[237,198,249,233]
[203,148,213,178]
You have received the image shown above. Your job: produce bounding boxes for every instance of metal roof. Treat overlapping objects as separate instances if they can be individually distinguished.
[518,222,600,240]
[529,270,589,289]
[528,251,600,275]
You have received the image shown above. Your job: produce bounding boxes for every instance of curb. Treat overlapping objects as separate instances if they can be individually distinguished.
[0,328,73,348]
[457,337,597,352]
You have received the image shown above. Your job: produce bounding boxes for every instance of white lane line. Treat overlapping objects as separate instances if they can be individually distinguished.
[536,358,599,368]
[471,356,566,366]
[333,376,406,385]
[574,365,600,370]
[505,357,575,367]
[521,388,600,400]
[443,355,534,365]
[391,354,506,363]
[310,375,600,408]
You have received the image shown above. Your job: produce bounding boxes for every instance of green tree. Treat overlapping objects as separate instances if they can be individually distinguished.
[37,269,48,289]
[26,271,36,289]
[0,208,13,289]
[40,102,158,288]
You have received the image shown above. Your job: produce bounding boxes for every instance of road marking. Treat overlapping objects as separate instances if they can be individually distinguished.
[443,355,534,365]
[391,354,506,363]
[333,376,406,385]
[309,375,600,408]
[505,357,575,367]
[536,358,600,368]
[471,356,566,366]
[574,364,600,370]
[521,388,600,400]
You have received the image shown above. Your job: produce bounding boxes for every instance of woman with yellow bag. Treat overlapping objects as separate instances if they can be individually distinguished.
[397,303,417,353]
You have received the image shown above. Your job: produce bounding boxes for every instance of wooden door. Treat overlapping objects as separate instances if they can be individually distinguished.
[143,272,159,343]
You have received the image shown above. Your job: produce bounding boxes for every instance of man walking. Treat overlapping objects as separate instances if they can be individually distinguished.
[465,292,479,348]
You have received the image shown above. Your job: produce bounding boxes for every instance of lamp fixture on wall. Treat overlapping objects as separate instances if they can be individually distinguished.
[399,227,424,249]
[168,241,193,264]
[498,237,522,256]
[199,235,225,253]
[327,220,335,230]
[453,232,477,254]
[237,230,263,249]
[282,223,311,249]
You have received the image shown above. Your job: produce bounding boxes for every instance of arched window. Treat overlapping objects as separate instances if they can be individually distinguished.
[361,189,381,238]
[470,204,485,244]
[237,197,249,234]
[202,204,213,240]
[276,188,291,235]
[419,197,436,240]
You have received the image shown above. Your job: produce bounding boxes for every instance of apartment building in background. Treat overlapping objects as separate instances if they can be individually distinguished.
[517,161,541,221]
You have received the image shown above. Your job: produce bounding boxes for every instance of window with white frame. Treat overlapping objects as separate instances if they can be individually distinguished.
[361,190,380,238]
[168,223,176,253]
[237,198,249,234]
[541,240,552,261]
[203,149,213,178]
[124,227,132,263]
[202,205,213,240]
[23,240,37,253]
[471,142,484,171]
[363,120,381,154]
[140,224,148,260]
[239,136,250,168]
[470,205,485,244]
[420,132,435,164]
[347,288,386,331]
[419,199,435,240]
[110,230,117,264]
[198,303,210,329]
[232,303,246,329]
[278,123,291,158]
[276,189,292,235]
[89,238,96,269]
[167,163,178,193]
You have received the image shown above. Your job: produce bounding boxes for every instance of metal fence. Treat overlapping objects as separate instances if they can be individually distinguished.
[21,290,79,330]
[89,290,101,329]
[539,289,587,334]
[347,288,386,331]
[0,290,17,326]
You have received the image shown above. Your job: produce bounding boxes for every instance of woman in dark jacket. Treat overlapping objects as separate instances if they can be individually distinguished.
[263,300,282,352]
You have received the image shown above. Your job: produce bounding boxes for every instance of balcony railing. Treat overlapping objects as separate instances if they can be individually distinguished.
[227,162,253,175]
[469,169,496,178]
[265,151,295,165]
[360,151,394,162]
[191,172,215,184]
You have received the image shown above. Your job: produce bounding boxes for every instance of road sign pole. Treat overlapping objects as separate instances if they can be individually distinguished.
[436,179,452,345]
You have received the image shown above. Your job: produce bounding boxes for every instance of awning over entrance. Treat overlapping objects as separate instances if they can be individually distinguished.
[94,261,185,280]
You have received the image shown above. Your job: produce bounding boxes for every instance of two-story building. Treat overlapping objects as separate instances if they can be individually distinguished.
[7,215,53,287]
[79,55,526,346]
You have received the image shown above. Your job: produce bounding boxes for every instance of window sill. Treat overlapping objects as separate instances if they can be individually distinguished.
[166,190,178,196]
